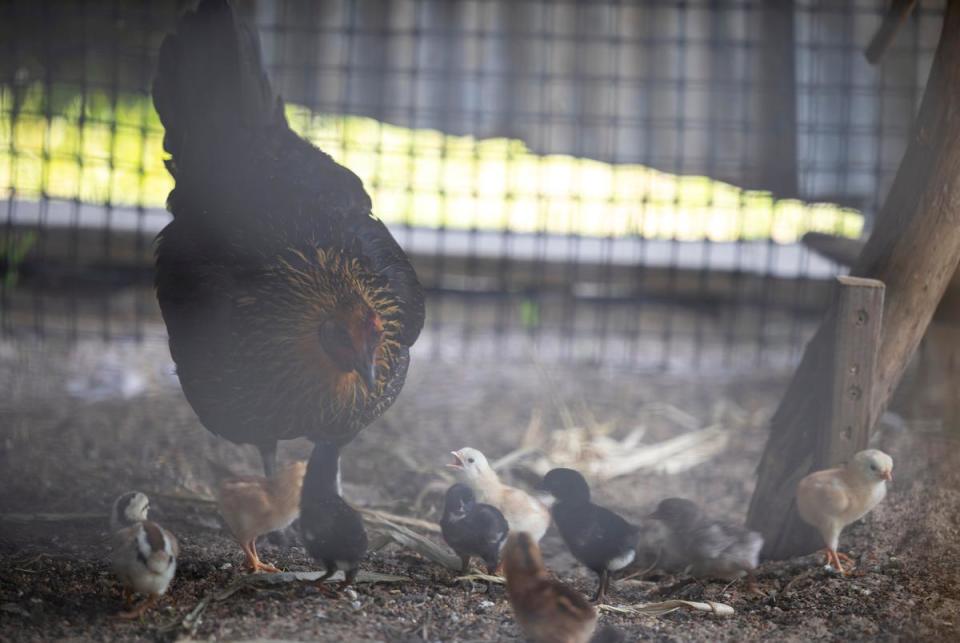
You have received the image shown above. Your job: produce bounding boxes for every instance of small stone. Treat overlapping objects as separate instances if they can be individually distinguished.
[477,600,495,612]
[351,600,362,610]
[220,562,233,570]
[315,610,326,619]
[343,588,358,601]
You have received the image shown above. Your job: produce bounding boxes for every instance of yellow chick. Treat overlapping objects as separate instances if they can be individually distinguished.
[109,492,178,619]
[504,531,598,643]
[796,449,893,575]
[217,461,307,573]
[449,447,551,544]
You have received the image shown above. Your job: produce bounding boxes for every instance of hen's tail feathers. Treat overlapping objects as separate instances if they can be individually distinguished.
[152,0,285,178]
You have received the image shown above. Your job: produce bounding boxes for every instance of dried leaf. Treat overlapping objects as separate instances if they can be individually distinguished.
[599,599,734,617]
[453,573,506,584]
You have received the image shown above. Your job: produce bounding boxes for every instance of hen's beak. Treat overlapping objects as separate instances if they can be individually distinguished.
[354,344,378,391]
[447,451,465,469]
[882,470,893,481]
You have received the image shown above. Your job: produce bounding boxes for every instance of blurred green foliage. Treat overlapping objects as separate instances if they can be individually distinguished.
[1,85,863,243]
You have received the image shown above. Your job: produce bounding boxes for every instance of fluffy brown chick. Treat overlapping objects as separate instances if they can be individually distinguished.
[217,461,307,573]
[504,532,598,643]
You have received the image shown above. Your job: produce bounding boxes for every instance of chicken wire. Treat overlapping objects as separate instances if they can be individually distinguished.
[0,0,945,369]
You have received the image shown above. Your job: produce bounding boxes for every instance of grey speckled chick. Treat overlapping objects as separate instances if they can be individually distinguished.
[650,498,762,583]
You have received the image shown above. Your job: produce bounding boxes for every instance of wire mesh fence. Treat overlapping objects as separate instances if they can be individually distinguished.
[0,0,946,370]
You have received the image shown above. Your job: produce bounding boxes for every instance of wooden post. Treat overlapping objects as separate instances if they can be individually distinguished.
[816,277,885,469]
[749,0,960,559]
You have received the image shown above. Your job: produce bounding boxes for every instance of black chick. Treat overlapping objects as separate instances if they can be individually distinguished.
[538,469,639,604]
[440,483,510,574]
[649,497,763,585]
[300,443,368,592]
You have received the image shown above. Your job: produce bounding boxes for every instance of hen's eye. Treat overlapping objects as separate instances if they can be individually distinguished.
[468,458,475,464]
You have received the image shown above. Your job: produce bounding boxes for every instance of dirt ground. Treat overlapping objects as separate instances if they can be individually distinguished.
[1,335,959,642]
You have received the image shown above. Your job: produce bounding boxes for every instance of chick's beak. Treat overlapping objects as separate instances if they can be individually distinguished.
[882,470,893,481]
[447,451,464,469]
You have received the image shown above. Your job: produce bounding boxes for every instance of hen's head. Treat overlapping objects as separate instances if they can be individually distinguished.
[320,302,383,391]
[850,449,893,482]
[111,491,150,532]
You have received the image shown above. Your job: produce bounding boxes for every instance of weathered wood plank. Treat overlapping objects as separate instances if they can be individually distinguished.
[817,277,885,469]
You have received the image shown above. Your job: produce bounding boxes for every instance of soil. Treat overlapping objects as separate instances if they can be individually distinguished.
[1,336,959,641]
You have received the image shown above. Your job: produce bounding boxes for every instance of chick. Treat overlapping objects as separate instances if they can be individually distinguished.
[441,483,510,574]
[217,461,307,573]
[300,443,368,592]
[109,492,178,619]
[448,447,551,543]
[649,497,763,585]
[504,531,598,643]
[796,449,893,575]
[538,468,639,604]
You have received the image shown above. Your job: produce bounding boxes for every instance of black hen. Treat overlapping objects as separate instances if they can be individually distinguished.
[152,0,424,478]
[440,483,509,574]
[538,468,639,604]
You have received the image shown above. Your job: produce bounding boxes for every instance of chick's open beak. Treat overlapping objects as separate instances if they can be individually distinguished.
[447,451,464,469]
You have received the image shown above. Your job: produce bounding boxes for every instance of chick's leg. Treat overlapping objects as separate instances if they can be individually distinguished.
[826,548,847,575]
[592,569,609,604]
[250,539,281,573]
[314,562,340,597]
[340,566,359,591]
[115,594,158,620]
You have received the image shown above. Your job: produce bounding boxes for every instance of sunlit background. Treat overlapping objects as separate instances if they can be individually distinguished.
[1,0,944,370]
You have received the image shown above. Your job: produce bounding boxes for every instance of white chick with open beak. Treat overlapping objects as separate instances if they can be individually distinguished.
[448,447,551,544]
[109,492,178,619]
[796,449,893,575]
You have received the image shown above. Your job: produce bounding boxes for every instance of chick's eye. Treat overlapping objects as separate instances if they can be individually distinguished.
[870,464,878,471]
[468,458,475,464]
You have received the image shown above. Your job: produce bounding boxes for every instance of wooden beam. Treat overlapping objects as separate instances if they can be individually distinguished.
[749,0,960,559]
[865,0,919,65]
